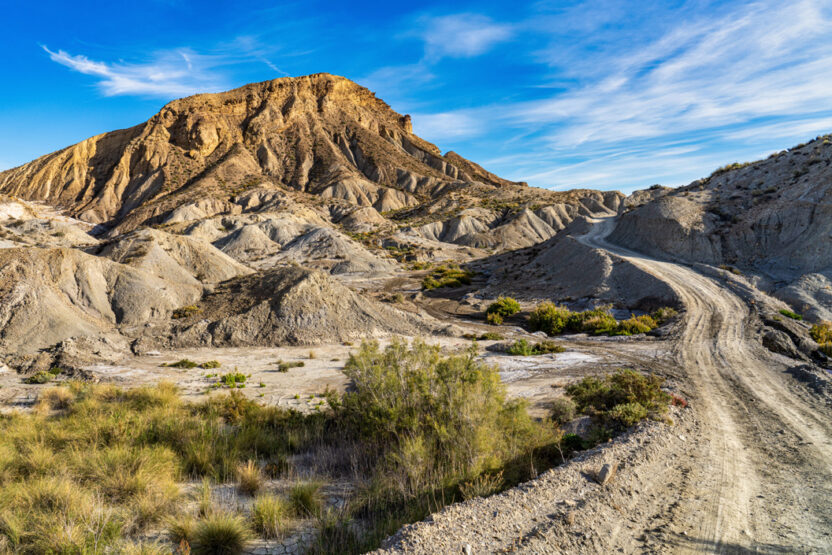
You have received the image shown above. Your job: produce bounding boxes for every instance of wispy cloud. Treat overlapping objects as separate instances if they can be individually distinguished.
[411,0,832,190]
[518,0,832,148]
[43,46,230,97]
[419,14,512,60]
[411,111,486,142]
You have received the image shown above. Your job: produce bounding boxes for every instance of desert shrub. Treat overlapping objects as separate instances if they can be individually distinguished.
[251,494,290,538]
[200,360,221,369]
[161,359,199,369]
[190,512,252,555]
[23,371,53,384]
[464,331,505,341]
[289,481,324,517]
[421,265,474,290]
[809,321,832,344]
[486,297,521,319]
[220,373,246,388]
[507,339,534,356]
[485,312,503,325]
[779,309,803,320]
[616,315,657,335]
[549,397,577,425]
[529,303,669,336]
[607,402,648,426]
[567,306,619,335]
[507,339,565,356]
[459,470,504,500]
[172,305,201,319]
[528,302,572,335]
[236,460,262,496]
[651,307,678,323]
[336,339,548,496]
[276,361,305,372]
[810,321,832,356]
[566,369,670,429]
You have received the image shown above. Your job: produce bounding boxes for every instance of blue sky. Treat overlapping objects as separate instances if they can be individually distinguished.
[2,0,832,192]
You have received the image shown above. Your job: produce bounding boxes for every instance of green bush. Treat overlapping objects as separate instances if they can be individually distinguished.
[549,397,577,425]
[507,339,565,356]
[810,321,832,356]
[161,359,198,369]
[485,312,503,325]
[421,265,474,290]
[566,307,619,335]
[528,302,572,335]
[616,315,657,335]
[607,402,648,426]
[336,339,548,491]
[23,371,53,385]
[200,360,221,369]
[565,369,670,430]
[276,361,305,372]
[486,297,521,319]
[810,321,832,344]
[528,304,674,336]
[463,331,505,341]
[779,309,803,320]
[220,373,246,388]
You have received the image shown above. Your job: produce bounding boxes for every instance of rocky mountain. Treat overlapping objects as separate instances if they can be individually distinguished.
[0,74,626,370]
[0,73,618,247]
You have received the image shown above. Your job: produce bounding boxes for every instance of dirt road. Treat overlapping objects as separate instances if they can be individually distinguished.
[377,217,832,553]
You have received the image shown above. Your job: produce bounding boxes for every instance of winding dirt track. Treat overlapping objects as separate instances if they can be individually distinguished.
[378,217,832,554]
[580,217,832,552]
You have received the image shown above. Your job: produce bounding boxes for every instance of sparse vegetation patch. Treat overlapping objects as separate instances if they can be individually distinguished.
[779,308,803,321]
[506,339,565,356]
[421,265,474,290]
[564,369,671,431]
[528,303,677,336]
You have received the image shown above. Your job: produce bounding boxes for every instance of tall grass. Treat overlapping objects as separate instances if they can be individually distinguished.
[0,340,583,553]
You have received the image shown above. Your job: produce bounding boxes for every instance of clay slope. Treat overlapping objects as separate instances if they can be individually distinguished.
[165,265,432,347]
[478,218,679,308]
[609,133,832,318]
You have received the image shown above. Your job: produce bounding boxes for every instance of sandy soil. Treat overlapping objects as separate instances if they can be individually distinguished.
[0,334,651,419]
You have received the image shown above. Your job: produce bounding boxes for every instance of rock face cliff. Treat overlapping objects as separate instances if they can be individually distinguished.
[0,74,520,227]
[609,134,832,319]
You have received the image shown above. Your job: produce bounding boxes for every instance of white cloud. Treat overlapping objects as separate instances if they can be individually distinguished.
[420,14,512,60]
[43,46,229,98]
[411,111,486,142]
[415,0,832,191]
[511,0,832,148]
